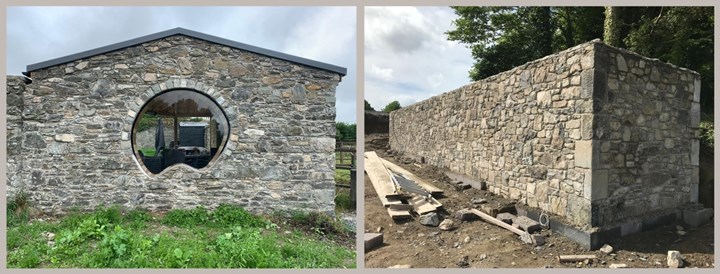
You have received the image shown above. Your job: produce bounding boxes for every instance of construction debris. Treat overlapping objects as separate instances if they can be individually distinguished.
[380,158,443,195]
[609,263,628,268]
[365,233,384,251]
[439,219,457,231]
[496,213,515,224]
[667,250,683,268]
[599,244,613,254]
[454,209,479,222]
[513,216,541,233]
[365,151,443,220]
[468,208,544,246]
[557,255,597,263]
[419,212,440,227]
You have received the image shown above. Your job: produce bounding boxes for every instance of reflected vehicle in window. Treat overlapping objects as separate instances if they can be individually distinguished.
[132,89,230,174]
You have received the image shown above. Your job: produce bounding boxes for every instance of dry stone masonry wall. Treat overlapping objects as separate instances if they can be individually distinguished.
[7,34,341,215]
[389,40,700,230]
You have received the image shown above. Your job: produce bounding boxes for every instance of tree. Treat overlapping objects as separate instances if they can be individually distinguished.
[364,100,376,111]
[622,7,714,114]
[382,101,402,113]
[335,122,357,141]
[447,6,713,114]
[603,7,622,46]
[447,7,603,81]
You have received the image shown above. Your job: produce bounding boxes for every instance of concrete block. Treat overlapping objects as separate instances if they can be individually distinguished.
[683,208,713,228]
[455,209,480,222]
[514,215,542,233]
[496,213,515,224]
[364,233,384,251]
[620,220,642,237]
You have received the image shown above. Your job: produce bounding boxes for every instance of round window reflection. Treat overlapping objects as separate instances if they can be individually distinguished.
[132,89,230,174]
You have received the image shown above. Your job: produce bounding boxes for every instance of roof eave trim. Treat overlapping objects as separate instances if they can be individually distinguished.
[26,27,347,76]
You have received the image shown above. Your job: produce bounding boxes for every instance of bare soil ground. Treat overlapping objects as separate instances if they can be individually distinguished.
[364,134,714,269]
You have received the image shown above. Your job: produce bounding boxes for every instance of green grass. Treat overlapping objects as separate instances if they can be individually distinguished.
[7,203,355,268]
[334,169,351,184]
[334,169,353,212]
[334,188,352,213]
[335,152,354,166]
[138,147,156,157]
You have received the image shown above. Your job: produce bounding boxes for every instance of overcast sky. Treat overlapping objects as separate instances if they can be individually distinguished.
[6,6,357,123]
[365,6,473,111]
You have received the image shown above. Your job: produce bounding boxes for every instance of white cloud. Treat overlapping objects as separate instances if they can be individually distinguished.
[6,6,357,123]
[364,6,473,111]
[369,64,394,81]
[427,72,444,89]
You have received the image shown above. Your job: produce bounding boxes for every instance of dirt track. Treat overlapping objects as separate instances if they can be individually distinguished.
[364,134,714,268]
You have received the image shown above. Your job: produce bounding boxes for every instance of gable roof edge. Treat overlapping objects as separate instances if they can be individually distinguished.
[25,27,347,76]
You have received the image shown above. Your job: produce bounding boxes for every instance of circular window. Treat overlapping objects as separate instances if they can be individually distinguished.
[131,89,230,174]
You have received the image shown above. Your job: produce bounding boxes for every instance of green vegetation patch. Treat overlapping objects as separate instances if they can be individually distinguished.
[7,203,355,268]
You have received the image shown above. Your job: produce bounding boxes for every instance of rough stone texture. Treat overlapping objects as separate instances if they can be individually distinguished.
[454,208,480,221]
[6,35,342,216]
[389,40,700,231]
[439,219,457,231]
[667,250,683,268]
[419,212,440,227]
[6,76,25,198]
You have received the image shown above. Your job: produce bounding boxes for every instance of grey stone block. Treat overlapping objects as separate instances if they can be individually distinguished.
[364,233,384,252]
[683,208,713,228]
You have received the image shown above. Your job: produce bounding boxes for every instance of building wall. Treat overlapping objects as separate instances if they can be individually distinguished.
[389,40,700,229]
[9,35,340,215]
[390,42,597,228]
[590,43,700,228]
[6,76,25,198]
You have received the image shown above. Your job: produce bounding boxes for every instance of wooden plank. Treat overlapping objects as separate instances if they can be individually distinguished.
[408,194,442,215]
[469,208,526,236]
[364,151,400,201]
[379,196,403,207]
[379,157,444,194]
[557,255,597,263]
[387,208,412,220]
[388,204,415,211]
[470,208,544,245]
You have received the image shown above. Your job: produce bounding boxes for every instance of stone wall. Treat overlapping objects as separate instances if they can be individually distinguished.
[9,35,341,215]
[6,76,25,198]
[389,40,699,230]
[590,44,700,228]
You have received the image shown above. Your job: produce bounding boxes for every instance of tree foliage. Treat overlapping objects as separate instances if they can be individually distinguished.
[382,101,402,113]
[335,122,356,141]
[447,6,713,114]
[364,100,376,111]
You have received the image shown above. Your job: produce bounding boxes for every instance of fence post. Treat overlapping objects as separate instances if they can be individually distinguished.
[350,167,356,210]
